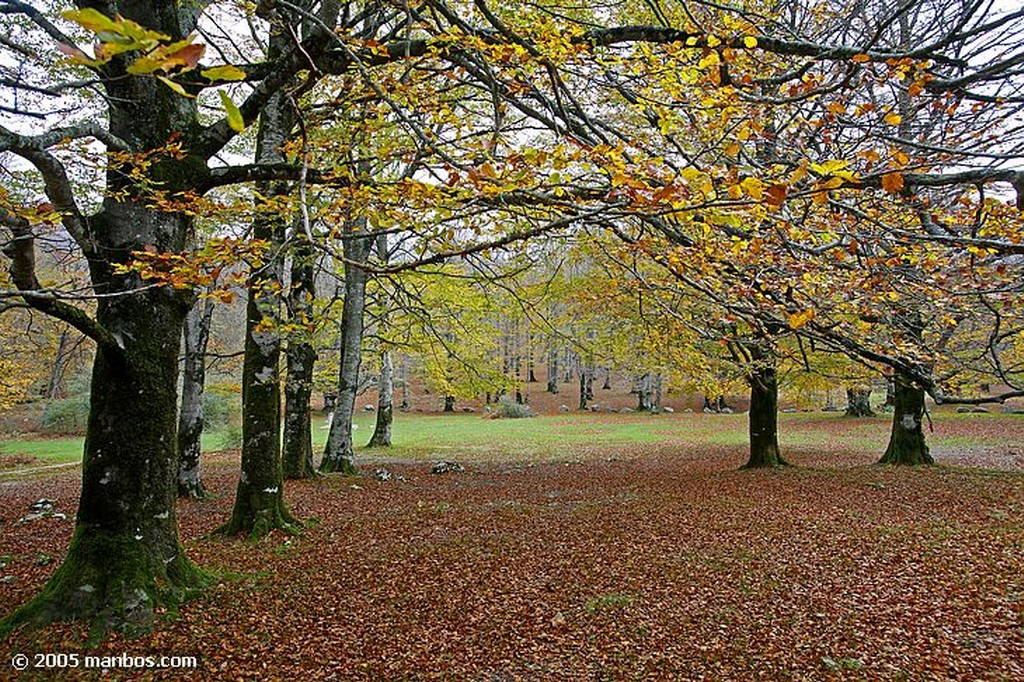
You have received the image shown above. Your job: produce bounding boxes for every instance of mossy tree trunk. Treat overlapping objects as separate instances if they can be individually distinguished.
[743,348,787,468]
[1,1,213,632]
[219,43,297,536]
[178,296,214,498]
[880,311,933,465]
[283,237,317,479]
[880,371,933,464]
[4,220,206,633]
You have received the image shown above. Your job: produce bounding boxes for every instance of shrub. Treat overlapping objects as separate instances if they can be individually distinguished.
[216,422,243,451]
[202,391,237,428]
[41,396,90,435]
[495,396,534,419]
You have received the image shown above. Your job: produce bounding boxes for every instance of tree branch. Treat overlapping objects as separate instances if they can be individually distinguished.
[1,213,119,351]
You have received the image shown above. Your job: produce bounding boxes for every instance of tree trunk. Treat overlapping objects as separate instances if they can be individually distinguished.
[46,328,71,399]
[844,386,874,417]
[321,234,372,474]
[367,350,393,447]
[743,357,787,468]
[4,228,206,633]
[527,334,537,382]
[635,373,653,411]
[283,238,317,479]
[443,395,456,412]
[578,365,593,410]
[703,395,728,412]
[2,0,210,629]
[399,356,411,411]
[879,372,933,465]
[219,58,296,536]
[602,366,612,390]
[546,344,559,394]
[883,375,895,408]
[177,296,214,498]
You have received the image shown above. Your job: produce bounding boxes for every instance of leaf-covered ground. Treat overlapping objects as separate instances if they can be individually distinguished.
[1,416,1023,680]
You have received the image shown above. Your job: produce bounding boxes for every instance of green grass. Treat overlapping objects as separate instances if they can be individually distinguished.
[0,409,1017,470]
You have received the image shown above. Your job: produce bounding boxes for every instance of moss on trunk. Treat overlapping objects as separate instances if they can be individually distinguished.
[743,359,788,469]
[879,372,933,465]
[3,282,206,634]
[2,526,207,638]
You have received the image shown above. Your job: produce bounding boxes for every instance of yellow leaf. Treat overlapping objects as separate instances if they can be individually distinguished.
[883,112,902,125]
[740,176,765,201]
[724,142,741,156]
[157,75,192,98]
[788,309,816,330]
[62,8,125,35]
[851,53,871,63]
[743,36,758,48]
[219,89,245,132]
[706,34,721,48]
[201,65,247,82]
[810,159,850,175]
[827,102,846,116]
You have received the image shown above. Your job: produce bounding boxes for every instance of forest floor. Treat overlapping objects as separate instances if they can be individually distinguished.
[0,412,1022,680]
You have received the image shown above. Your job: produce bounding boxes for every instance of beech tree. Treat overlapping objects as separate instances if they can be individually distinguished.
[2,0,1022,634]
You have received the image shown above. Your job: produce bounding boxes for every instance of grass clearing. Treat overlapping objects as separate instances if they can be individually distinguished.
[2,409,1022,472]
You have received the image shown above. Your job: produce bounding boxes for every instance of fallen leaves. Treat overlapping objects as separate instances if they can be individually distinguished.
[1,428,1022,679]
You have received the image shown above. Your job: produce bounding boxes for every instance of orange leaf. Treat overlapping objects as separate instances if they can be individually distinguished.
[765,184,787,208]
[881,172,905,193]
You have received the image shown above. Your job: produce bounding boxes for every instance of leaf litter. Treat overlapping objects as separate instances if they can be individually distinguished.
[0,438,1022,680]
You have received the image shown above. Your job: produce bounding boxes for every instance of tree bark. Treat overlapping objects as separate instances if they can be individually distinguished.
[177,296,215,498]
[2,1,210,631]
[634,372,653,411]
[46,328,71,399]
[844,386,874,417]
[368,350,394,446]
[546,344,560,394]
[283,238,317,479]
[883,375,896,408]
[443,394,456,412]
[880,311,933,465]
[703,395,728,412]
[220,220,297,535]
[578,364,594,410]
[321,234,372,474]
[879,372,933,464]
[219,37,297,536]
[4,220,206,633]
[744,356,787,468]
